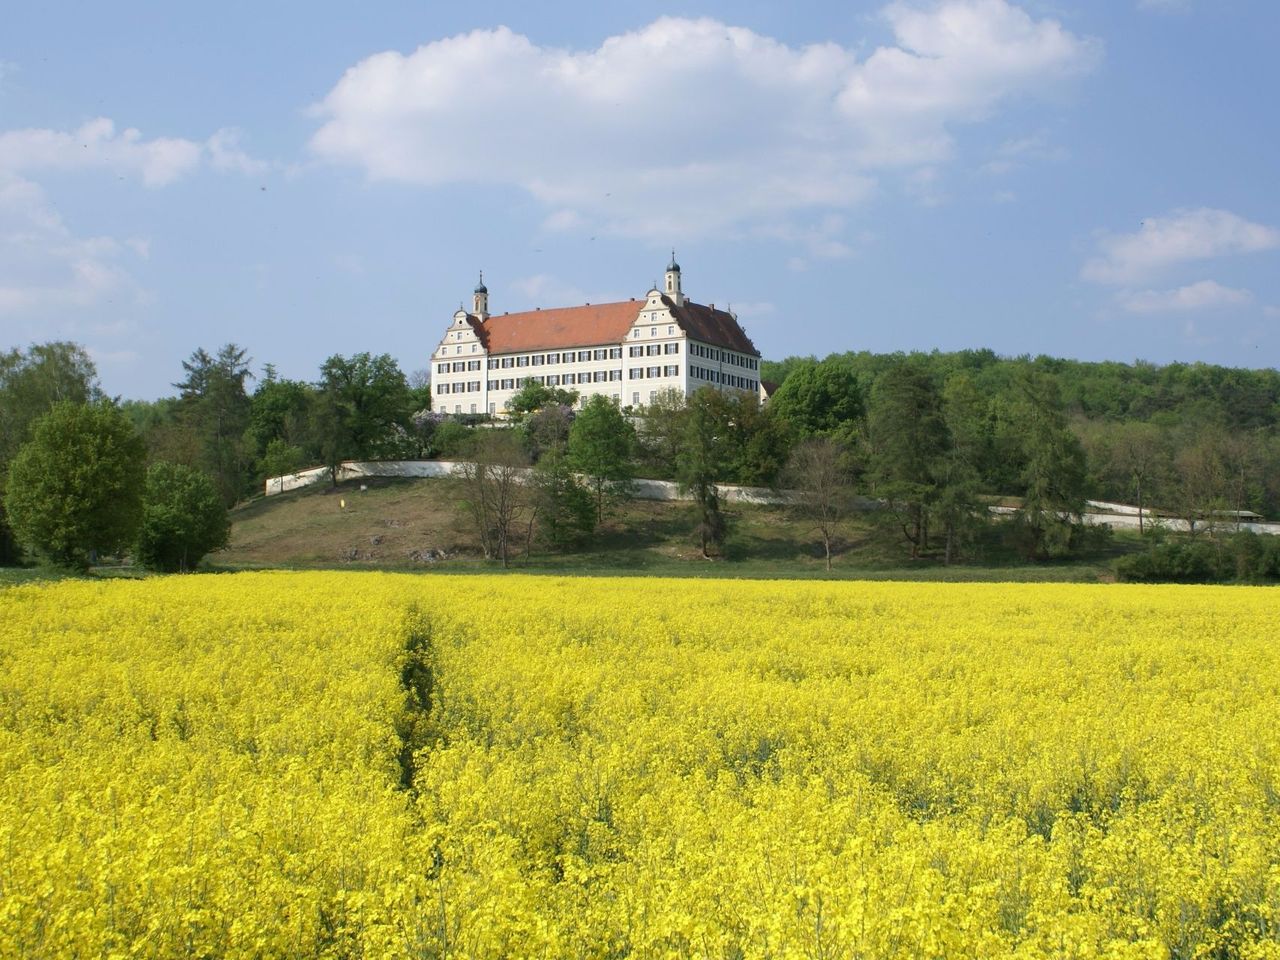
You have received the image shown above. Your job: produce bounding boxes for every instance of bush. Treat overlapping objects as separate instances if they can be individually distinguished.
[1115,532,1280,584]
[136,462,230,572]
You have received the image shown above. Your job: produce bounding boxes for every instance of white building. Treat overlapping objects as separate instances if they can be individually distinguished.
[430,258,763,416]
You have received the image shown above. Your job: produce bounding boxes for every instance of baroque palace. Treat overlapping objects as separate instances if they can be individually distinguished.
[431,257,762,416]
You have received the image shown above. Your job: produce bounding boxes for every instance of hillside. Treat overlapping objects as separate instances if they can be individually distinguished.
[212,476,1133,581]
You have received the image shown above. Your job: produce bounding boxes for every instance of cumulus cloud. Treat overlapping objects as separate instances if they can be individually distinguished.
[309,3,1099,240]
[1118,280,1253,314]
[0,118,267,186]
[1082,208,1280,285]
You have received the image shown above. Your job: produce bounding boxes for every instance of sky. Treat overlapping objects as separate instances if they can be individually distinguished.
[2,0,1278,400]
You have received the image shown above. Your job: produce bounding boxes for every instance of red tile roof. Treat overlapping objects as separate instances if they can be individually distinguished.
[476,301,641,353]
[470,296,760,356]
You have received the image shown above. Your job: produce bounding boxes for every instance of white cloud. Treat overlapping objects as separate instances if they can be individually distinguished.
[1082,208,1280,285]
[981,131,1066,174]
[310,4,1099,243]
[1118,279,1254,314]
[0,118,267,186]
[0,171,144,319]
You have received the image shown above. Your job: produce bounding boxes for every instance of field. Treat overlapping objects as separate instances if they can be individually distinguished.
[2,573,1279,958]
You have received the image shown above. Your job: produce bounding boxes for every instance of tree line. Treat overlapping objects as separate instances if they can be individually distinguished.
[4,338,1279,572]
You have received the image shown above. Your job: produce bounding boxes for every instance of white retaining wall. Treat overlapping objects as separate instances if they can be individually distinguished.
[265,461,1279,533]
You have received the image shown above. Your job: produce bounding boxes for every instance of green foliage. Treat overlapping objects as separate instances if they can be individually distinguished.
[314,353,416,471]
[530,449,595,548]
[676,388,731,558]
[634,389,687,480]
[1115,532,1280,584]
[567,396,635,523]
[428,419,474,459]
[136,462,230,572]
[0,342,103,564]
[174,344,254,506]
[507,381,579,422]
[768,358,864,438]
[4,402,145,569]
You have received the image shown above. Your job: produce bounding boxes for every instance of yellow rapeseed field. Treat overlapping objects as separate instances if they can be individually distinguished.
[2,573,1279,958]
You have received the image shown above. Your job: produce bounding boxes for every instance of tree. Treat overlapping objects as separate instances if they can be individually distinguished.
[1009,372,1087,559]
[314,353,416,474]
[528,448,595,550]
[174,344,254,506]
[676,388,730,559]
[567,395,635,524]
[0,342,103,564]
[935,374,990,564]
[866,361,949,558]
[507,381,579,423]
[135,462,230,572]
[635,388,687,478]
[4,402,145,569]
[784,437,854,570]
[457,432,529,567]
[768,358,864,440]
[1169,432,1228,537]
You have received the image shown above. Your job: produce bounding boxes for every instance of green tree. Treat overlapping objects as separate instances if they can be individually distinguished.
[457,431,529,567]
[635,388,687,479]
[314,353,416,473]
[676,388,731,559]
[0,342,103,563]
[4,401,145,569]
[529,448,595,550]
[135,462,230,572]
[768,358,864,441]
[866,361,949,558]
[935,374,991,564]
[174,344,254,506]
[567,395,635,524]
[507,381,579,422]
[1009,372,1087,559]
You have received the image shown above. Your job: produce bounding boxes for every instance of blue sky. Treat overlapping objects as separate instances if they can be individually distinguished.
[2,0,1278,399]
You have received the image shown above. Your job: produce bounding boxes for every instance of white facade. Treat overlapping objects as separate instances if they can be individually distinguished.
[430,261,762,416]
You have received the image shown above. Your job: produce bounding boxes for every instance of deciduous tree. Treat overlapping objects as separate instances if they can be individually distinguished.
[136,462,230,572]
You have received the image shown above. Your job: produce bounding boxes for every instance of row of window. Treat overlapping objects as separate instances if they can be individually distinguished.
[489,347,623,369]
[632,325,677,338]
[690,343,758,370]
[437,360,484,374]
[628,366,680,380]
[690,366,758,391]
[628,343,680,357]
[436,381,483,394]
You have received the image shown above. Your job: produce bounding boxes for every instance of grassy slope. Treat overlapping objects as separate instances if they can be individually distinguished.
[209,476,1136,582]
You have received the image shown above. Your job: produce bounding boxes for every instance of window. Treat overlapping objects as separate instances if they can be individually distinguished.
[608,370,622,381]
[664,342,679,354]
[487,380,497,390]
[501,378,514,390]
[488,358,499,369]
[516,378,527,388]
[452,361,465,372]
[632,392,640,406]
[456,346,462,355]
[629,368,642,380]
[437,362,448,374]
[436,384,448,395]
[593,349,607,361]
[629,346,644,357]
[646,344,661,356]
[564,373,577,385]
[547,352,560,364]
[472,345,478,354]
[609,347,622,359]
[470,403,476,414]
[532,355,543,366]
[577,350,591,362]
[647,366,661,378]
[468,360,481,371]
[649,391,657,402]
[593,371,606,383]
[548,375,560,386]
[650,327,656,337]
[469,381,480,392]
[501,357,514,369]
[517,356,529,367]
[667,326,674,335]
[664,365,679,377]
[489,403,495,414]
